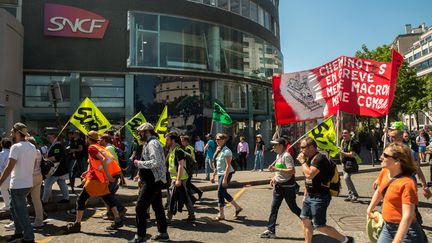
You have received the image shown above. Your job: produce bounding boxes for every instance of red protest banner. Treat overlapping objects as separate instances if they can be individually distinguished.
[272,49,403,125]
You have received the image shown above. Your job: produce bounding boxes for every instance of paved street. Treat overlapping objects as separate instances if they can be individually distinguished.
[0,168,431,243]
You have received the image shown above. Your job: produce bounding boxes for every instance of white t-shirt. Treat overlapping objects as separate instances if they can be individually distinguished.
[9,141,37,189]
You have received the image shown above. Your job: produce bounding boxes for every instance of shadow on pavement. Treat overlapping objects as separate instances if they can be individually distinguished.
[227,216,267,227]
[170,216,234,233]
[312,234,341,242]
[274,236,304,241]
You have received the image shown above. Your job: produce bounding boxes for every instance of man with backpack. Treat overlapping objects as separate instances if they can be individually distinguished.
[298,137,354,243]
[165,132,196,222]
[181,135,203,200]
[340,129,361,202]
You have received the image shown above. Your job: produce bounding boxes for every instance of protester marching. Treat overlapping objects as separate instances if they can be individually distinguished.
[1,48,432,243]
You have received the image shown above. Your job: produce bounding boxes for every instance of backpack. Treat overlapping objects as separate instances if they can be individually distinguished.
[324,159,341,197]
[177,148,198,176]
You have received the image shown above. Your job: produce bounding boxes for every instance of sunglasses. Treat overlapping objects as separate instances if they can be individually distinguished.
[382,152,396,160]
[300,144,310,149]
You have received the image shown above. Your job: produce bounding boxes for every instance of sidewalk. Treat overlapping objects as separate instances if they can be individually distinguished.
[0,164,408,220]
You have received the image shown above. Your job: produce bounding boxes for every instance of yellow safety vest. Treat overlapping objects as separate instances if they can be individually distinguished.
[168,146,189,180]
[340,139,362,164]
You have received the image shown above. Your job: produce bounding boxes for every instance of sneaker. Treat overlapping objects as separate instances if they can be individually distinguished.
[0,205,9,211]
[260,230,276,239]
[150,233,170,242]
[344,195,352,202]
[6,233,23,243]
[350,195,358,202]
[57,199,70,204]
[259,169,263,172]
[346,236,355,243]
[128,234,147,243]
[31,222,44,228]
[4,222,15,231]
[186,214,196,222]
[106,219,124,230]
[65,222,81,234]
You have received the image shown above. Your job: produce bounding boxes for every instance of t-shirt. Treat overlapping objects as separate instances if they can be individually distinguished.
[49,142,69,177]
[305,152,330,194]
[33,150,42,176]
[341,139,360,164]
[0,149,10,185]
[215,146,234,175]
[70,138,85,160]
[256,141,265,151]
[416,136,426,147]
[205,139,216,159]
[195,140,205,153]
[9,141,37,189]
[274,152,295,184]
[377,169,418,224]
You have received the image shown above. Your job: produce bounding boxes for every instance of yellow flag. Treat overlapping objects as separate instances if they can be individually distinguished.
[125,112,147,142]
[69,97,111,135]
[306,117,340,157]
[155,105,168,146]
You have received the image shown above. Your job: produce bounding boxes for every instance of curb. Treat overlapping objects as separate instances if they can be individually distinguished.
[0,165,424,220]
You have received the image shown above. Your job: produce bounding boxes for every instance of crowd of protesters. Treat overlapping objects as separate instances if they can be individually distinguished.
[0,120,432,242]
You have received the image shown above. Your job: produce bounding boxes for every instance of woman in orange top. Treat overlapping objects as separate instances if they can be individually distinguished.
[367,142,424,243]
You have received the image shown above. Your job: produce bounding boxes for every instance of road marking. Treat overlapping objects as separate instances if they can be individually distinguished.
[226,187,247,207]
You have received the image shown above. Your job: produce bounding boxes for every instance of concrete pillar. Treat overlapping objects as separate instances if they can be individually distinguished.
[69,73,80,116]
[247,84,254,146]
[207,26,221,72]
[124,74,135,144]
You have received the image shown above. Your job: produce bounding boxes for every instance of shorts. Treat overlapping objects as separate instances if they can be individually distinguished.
[418,146,426,153]
[300,193,331,228]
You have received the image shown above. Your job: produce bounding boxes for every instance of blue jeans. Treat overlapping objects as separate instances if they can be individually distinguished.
[267,184,301,233]
[205,157,213,178]
[300,193,331,228]
[218,173,233,207]
[254,151,263,170]
[10,188,34,240]
[42,175,70,203]
[378,221,424,243]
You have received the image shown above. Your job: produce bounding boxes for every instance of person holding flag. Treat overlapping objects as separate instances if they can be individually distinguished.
[65,131,124,234]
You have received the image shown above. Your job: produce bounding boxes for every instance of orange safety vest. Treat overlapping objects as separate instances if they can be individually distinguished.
[88,144,122,183]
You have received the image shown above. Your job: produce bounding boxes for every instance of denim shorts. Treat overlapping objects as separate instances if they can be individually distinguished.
[377,221,424,243]
[418,145,426,153]
[300,193,331,228]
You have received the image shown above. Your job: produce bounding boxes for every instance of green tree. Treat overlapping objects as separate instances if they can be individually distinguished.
[355,44,428,129]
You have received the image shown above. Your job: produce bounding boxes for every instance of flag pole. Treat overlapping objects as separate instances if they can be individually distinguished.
[336,110,341,147]
[209,120,214,135]
[383,113,389,148]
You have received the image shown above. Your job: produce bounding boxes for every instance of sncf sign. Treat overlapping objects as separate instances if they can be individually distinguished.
[44,3,109,39]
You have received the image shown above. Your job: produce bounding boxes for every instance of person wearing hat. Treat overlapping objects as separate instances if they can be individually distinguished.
[260,138,300,239]
[129,122,169,243]
[41,131,70,205]
[66,131,124,234]
[204,133,216,180]
[0,122,37,242]
[253,134,265,172]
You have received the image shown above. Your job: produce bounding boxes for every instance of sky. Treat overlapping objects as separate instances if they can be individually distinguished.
[280,0,432,72]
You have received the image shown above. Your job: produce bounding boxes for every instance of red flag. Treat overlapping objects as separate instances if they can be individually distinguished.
[272,52,402,125]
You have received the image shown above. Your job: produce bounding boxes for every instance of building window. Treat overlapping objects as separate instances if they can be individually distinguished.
[258,6,264,26]
[203,0,216,6]
[218,0,229,10]
[24,75,70,108]
[218,81,247,110]
[241,0,250,18]
[250,1,258,22]
[252,86,267,111]
[81,76,125,107]
[230,0,241,14]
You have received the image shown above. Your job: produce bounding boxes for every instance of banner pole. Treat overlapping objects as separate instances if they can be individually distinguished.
[383,114,389,148]
[336,111,341,147]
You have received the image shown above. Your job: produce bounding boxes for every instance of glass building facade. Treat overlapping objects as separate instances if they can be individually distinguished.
[18,1,281,148]
[128,12,282,83]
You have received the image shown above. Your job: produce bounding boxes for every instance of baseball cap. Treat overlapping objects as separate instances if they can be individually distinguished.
[137,122,154,131]
[270,137,286,146]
